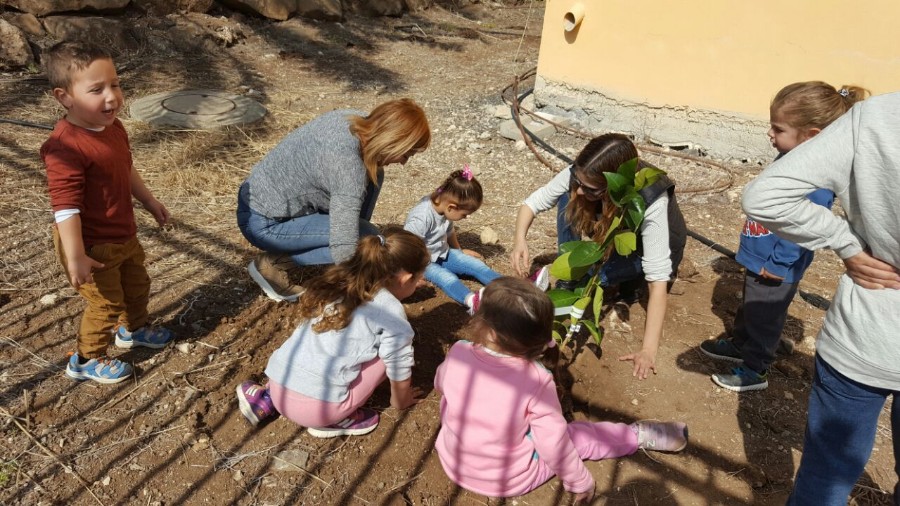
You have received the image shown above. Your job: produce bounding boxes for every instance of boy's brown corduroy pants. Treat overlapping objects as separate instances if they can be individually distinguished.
[53,228,150,358]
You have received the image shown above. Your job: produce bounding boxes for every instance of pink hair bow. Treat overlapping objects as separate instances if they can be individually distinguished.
[462,164,474,181]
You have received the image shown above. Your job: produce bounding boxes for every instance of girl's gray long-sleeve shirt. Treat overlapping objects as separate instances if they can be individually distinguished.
[742,92,900,390]
[244,109,369,263]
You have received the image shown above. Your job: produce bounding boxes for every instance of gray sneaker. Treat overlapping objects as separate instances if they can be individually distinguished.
[248,253,305,302]
[712,366,768,392]
[699,338,743,363]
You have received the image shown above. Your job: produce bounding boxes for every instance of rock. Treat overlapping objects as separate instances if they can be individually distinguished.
[39,293,59,306]
[480,226,499,245]
[132,0,214,14]
[774,361,805,379]
[219,0,296,20]
[783,391,794,400]
[101,475,111,486]
[533,111,571,128]
[403,0,433,12]
[4,0,129,16]
[491,104,511,119]
[777,337,795,356]
[514,140,527,151]
[192,437,209,451]
[43,16,140,51]
[630,398,639,406]
[3,13,44,37]
[800,334,816,351]
[346,0,405,17]
[175,342,193,354]
[232,470,243,482]
[498,118,555,142]
[296,0,343,21]
[272,449,310,471]
[0,19,34,69]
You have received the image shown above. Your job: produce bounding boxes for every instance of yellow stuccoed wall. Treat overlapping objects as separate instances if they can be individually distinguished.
[535,0,900,159]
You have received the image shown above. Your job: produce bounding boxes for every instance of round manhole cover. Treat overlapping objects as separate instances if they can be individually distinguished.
[130,90,267,128]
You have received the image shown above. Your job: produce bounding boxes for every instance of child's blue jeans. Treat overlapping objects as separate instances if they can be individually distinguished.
[787,354,900,505]
[557,191,644,288]
[426,249,502,305]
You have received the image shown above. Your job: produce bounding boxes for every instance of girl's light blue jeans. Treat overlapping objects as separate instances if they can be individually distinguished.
[236,179,381,265]
[426,249,502,305]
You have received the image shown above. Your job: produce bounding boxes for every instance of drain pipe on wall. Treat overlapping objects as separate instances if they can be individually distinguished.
[502,70,831,310]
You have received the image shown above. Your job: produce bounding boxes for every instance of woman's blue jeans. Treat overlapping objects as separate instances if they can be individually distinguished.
[237,178,381,266]
[426,249,502,305]
[787,354,900,505]
[556,191,643,288]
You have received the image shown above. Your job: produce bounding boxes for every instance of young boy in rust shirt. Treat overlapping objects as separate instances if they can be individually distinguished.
[42,41,172,384]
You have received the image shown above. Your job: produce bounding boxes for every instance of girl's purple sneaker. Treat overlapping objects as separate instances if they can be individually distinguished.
[236,381,276,426]
[306,408,379,438]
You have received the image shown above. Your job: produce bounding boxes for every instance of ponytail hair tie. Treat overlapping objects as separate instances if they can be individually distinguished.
[461,164,474,181]
[839,88,850,97]
[377,234,385,246]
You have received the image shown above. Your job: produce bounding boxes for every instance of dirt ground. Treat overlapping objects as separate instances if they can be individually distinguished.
[0,2,896,505]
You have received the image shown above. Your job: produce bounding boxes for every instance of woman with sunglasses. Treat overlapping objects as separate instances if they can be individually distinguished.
[511,133,686,379]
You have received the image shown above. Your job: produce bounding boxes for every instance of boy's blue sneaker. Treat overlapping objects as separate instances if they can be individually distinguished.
[65,353,133,384]
[712,366,768,392]
[115,325,173,349]
[699,338,744,363]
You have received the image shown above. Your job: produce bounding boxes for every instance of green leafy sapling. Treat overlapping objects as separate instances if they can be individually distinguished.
[548,158,665,352]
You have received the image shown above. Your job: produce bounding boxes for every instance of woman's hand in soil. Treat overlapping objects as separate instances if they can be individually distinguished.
[510,240,530,277]
[619,349,657,379]
[389,378,424,410]
[844,250,900,289]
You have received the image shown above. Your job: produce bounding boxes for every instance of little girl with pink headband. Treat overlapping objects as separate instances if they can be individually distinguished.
[404,166,549,314]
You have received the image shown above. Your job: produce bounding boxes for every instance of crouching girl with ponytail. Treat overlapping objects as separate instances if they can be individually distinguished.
[235,228,430,437]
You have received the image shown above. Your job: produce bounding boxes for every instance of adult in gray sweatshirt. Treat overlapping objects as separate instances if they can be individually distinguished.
[742,92,900,505]
[237,99,430,301]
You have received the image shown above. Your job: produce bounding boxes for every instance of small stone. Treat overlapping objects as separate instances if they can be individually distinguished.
[175,343,193,354]
[102,476,111,486]
[630,399,639,406]
[480,227,499,245]
[377,482,385,490]
[514,140,527,151]
[233,470,243,482]
[784,391,794,400]
[478,131,491,139]
[39,294,59,306]
[272,449,310,471]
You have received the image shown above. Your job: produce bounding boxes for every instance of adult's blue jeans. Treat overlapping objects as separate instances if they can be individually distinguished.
[236,178,381,265]
[426,249,502,305]
[556,191,643,288]
[787,354,900,505]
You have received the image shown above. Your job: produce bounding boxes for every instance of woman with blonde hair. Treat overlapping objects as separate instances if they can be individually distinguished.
[237,99,431,301]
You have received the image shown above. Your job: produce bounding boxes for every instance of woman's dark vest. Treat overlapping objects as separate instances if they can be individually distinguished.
[636,174,687,278]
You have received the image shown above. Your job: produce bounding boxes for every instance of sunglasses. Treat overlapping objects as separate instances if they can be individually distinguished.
[570,172,606,197]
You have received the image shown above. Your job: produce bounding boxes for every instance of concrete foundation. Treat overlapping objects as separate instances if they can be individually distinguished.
[535,76,774,162]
